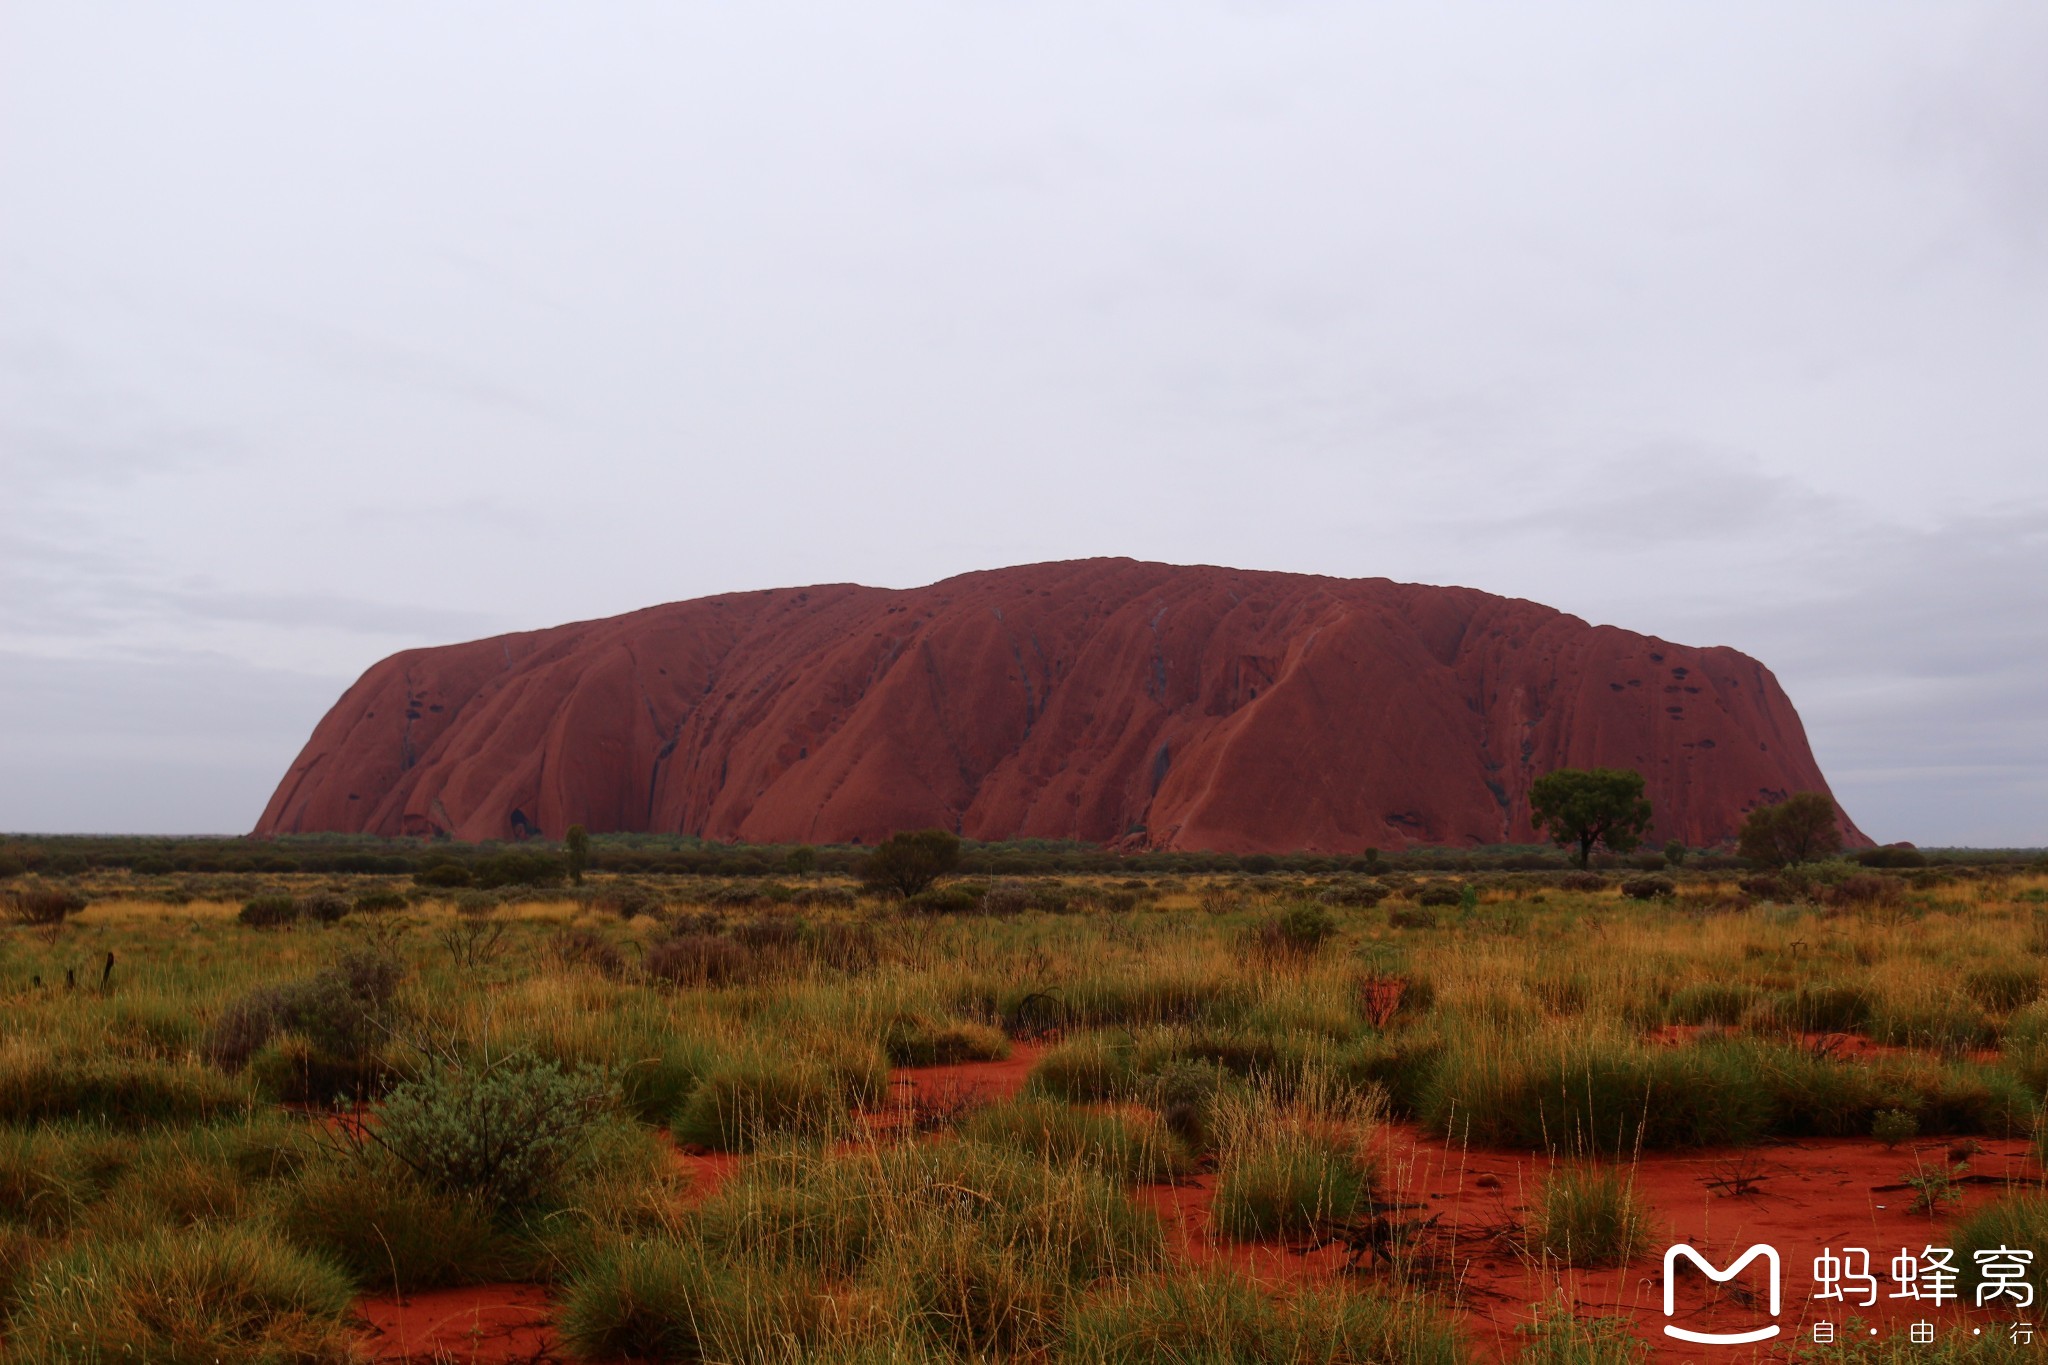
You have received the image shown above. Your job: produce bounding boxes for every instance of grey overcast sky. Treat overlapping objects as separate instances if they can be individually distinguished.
[3,3,2044,844]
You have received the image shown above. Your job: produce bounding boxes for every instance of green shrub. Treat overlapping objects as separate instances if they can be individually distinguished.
[1666,981,1758,1026]
[1967,966,2042,1013]
[616,1038,715,1125]
[1870,1000,1994,1054]
[248,1035,394,1105]
[414,861,474,889]
[859,829,962,899]
[374,1053,613,1212]
[1872,1108,1918,1149]
[202,945,406,1091]
[559,1239,831,1362]
[1419,1035,1778,1151]
[1619,875,1675,901]
[690,1140,1164,1283]
[0,1127,97,1233]
[1063,1268,1463,1365]
[1785,983,1876,1034]
[1253,904,1339,958]
[6,1225,354,1364]
[1027,1034,1138,1103]
[1954,1194,2048,1311]
[1318,881,1387,909]
[1513,1293,1649,1365]
[962,1099,1192,1183]
[474,849,567,889]
[1145,1059,1238,1149]
[299,890,351,923]
[280,1155,508,1293]
[352,889,408,913]
[0,1056,247,1129]
[1856,847,1929,870]
[6,886,86,925]
[1824,874,1904,908]
[0,1225,46,1316]
[238,894,299,927]
[1134,1025,1297,1086]
[1530,1165,1653,1266]
[671,1056,847,1152]
[906,885,983,915]
[883,1011,1010,1067]
[645,932,752,987]
[1334,1032,1444,1118]
[1415,883,1462,908]
[94,1133,263,1234]
[878,1221,1062,1356]
[1211,1122,1373,1241]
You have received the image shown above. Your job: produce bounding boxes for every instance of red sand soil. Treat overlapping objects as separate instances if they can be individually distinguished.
[669,1146,743,1203]
[889,1043,1042,1108]
[254,557,1860,851]
[357,1049,2030,1362]
[1144,1124,2041,1361]
[1370,1126,2036,1362]
[355,1283,559,1364]
[348,1051,1044,1359]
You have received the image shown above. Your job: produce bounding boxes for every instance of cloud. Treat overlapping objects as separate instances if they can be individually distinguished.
[1,3,2042,840]
[0,650,345,834]
[1662,504,2048,846]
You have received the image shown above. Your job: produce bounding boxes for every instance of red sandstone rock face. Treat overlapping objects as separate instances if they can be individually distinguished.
[254,559,1864,852]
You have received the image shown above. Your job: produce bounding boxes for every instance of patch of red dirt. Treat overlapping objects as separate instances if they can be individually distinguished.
[1381,1126,2037,1361]
[1129,1124,2043,1360]
[1137,1173,1356,1282]
[894,1043,1043,1104]
[354,1284,559,1363]
[669,1145,743,1202]
[855,1043,1045,1138]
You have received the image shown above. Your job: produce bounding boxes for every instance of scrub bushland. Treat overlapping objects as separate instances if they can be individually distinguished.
[2,861,2043,1362]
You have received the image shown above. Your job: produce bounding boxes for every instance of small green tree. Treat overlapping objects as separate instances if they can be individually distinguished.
[564,825,591,886]
[785,845,817,878]
[1663,839,1687,868]
[858,829,961,899]
[1529,768,1653,870]
[1737,793,1841,867]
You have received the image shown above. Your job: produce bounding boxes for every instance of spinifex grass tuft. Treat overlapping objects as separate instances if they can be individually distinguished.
[670,1054,851,1152]
[961,1097,1193,1183]
[1063,1266,1463,1365]
[558,1240,834,1362]
[1209,1078,1379,1242]
[1530,1164,1655,1267]
[7,1225,355,1365]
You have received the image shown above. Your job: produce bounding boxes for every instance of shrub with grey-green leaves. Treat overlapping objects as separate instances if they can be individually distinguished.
[203,945,405,1072]
[300,891,351,923]
[7,885,87,925]
[1251,904,1338,960]
[239,894,300,928]
[374,1052,613,1213]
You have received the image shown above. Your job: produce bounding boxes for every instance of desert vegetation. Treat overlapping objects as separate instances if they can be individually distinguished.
[2,838,2047,1360]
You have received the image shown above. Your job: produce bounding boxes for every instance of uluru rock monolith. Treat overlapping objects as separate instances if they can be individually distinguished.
[255,558,1862,852]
